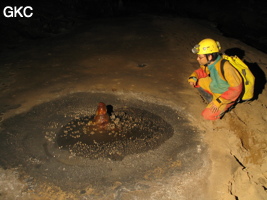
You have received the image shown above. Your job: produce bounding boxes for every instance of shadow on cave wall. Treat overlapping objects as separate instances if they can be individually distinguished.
[1,0,267,54]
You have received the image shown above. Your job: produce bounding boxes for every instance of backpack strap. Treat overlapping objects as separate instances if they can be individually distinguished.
[220,58,243,102]
[220,59,227,80]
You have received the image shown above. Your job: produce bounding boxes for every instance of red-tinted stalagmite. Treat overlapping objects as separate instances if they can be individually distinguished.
[92,102,110,127]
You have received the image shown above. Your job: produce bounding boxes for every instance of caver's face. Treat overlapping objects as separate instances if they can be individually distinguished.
[197,54,210,66]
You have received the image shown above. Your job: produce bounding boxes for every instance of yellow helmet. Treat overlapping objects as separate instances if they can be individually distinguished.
[192,38,221,54]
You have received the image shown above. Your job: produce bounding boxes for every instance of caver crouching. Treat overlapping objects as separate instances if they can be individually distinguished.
[188,38,243,120]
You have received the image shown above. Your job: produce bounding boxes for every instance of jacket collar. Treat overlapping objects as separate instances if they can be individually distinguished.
[207,55,221,70]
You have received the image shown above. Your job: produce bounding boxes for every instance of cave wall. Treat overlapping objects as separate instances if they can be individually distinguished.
[1,0,267,53]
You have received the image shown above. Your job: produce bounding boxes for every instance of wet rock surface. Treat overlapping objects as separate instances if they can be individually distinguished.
[0,6,266,198]
[57,107,174,160]
[0,92,205,193]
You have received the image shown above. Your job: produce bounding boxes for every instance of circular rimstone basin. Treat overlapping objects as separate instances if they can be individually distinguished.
[0,92,206,192]
[57,104,174,160]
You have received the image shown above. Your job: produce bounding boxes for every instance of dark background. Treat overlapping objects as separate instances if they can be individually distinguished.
[1,0,267,53]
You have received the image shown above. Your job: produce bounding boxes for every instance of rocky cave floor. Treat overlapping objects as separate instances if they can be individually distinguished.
[0,6,267,200]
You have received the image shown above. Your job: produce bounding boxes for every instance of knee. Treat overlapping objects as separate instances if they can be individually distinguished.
[201,108,221,120]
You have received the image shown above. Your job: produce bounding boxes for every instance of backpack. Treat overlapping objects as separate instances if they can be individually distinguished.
[220,54,255,101]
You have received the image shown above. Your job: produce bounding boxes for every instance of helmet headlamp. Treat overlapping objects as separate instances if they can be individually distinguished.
[192,44,200,54]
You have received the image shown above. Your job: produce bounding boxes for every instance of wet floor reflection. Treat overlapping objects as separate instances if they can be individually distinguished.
[57,106,174,160]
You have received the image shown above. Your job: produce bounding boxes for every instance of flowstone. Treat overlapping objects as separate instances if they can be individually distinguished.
[0,92,206,192]
[57,103,173,160]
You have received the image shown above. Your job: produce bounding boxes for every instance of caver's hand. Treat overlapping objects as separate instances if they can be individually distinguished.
[209,101,219,113]
[189,81,196,87]
[188,77,197,88]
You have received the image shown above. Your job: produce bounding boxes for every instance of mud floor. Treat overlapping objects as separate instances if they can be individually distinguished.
[0,14,267,200]
[0,92,207,199]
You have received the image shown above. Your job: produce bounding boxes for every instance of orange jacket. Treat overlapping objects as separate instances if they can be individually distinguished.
[189,56,243,105]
